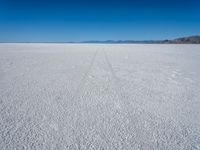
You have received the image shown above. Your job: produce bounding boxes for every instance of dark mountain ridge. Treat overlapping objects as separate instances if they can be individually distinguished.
[163,35,200,44]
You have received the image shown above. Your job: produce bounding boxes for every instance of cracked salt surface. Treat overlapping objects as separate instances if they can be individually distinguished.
[0,44,200,149]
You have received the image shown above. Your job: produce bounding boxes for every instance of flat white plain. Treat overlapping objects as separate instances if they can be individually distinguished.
[0,44,200,150]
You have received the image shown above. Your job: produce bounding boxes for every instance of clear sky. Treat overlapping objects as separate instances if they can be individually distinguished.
[0,0,200,42]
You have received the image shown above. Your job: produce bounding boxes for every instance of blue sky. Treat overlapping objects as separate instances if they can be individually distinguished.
[0,0,200,42]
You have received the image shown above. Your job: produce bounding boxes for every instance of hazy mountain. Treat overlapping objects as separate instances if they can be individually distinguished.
[82,35,200,44]
[163,35,200,44]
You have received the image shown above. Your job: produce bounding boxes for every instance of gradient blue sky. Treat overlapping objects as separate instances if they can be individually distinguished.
[0,0,200,42]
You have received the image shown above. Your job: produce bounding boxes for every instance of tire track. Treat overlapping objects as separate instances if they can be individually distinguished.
[103,49,124,105]
[48,49,98,148]
[57,49,98,117]
[55,49,98,110]
[71,49,98,103]
[103,50,119,81]
[103,49,145,149]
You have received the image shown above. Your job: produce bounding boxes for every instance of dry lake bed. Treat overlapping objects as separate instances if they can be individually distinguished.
[0,44,200,149]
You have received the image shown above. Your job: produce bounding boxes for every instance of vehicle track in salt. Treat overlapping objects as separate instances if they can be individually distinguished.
[102,49,138,148]
[71,49,98,103]
[54,49,98,113]
[103,49,131,111]
[48,49,99,148]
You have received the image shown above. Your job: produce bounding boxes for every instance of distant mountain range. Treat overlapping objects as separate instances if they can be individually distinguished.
[81,35,200,44]
[162,35,200,44]
[1,35,200,44]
